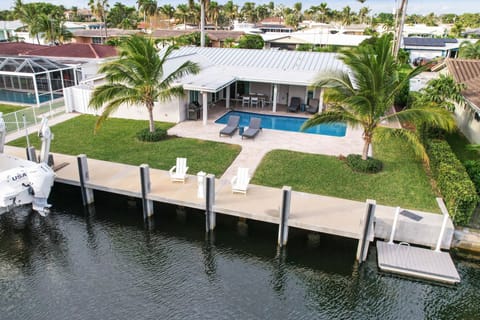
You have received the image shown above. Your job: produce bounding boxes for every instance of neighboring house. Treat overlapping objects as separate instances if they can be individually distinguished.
[22,43,118,80]
[151,30,244,48]
[402,37,460,61]
[0,20,24,42]
[257,17,293,33]
[263,32,370,50]
[65,47,347,124]
[403,24,448,38]
[442,59,480,143]
[0,42,47,56]
[462,28,480,38]
[0,42,117,106]
[64,8,94,22]
[71,28,138,44]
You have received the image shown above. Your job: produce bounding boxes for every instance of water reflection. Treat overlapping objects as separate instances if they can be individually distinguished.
[0,187,479,320]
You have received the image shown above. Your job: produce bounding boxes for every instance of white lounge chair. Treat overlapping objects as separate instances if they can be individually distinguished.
[231,167,251,194]
[242,96,250,108]
[169,157,189,183]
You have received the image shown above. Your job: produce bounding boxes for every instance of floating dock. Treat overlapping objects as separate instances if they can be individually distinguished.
[377,202,460,284]
[377,241,460,284]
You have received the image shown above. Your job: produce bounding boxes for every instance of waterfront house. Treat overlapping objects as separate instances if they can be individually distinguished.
[64,47,348,124]
[441,59,480,143]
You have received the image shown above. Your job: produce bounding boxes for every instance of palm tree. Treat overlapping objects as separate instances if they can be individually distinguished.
[89,35,200,133]
[175,4,190,29]
[302,36,455,161]
[89,0,109,42]
[318,2,329,23]
[459,41,480,59]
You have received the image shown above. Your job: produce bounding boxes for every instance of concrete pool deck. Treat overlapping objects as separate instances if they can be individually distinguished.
[168,116,365,181]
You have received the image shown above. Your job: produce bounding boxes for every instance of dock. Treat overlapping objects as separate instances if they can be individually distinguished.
[376,202,460,284]
[377,241,460,284]
[3,145,458,269]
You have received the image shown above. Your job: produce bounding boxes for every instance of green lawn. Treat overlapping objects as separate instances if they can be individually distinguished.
[252,136,439,212]
[8,115,241,177]
[446,130,480,162]
[0,104,27,114]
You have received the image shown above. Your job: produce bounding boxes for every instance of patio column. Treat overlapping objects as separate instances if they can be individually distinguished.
[202,91,208,126]
[226,86,230,109]
[319,88,325,114]
[32,74,40,108]
[272,84,278,112]
[304,87,309,106]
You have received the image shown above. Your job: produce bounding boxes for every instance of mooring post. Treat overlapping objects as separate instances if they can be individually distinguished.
[26,146,37,162]
[77,154,94,206]
[278,186,291,247]
[435,198,450,252]
[205,174,216,232]
[388,207,401,244]
[356,199,376,263]
[140,164,154,220]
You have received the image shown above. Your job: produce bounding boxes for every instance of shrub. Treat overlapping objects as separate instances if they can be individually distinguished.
[464,160,480,194]
[427,140,479,225]
[346,154,383,173]
[136,127,167,142]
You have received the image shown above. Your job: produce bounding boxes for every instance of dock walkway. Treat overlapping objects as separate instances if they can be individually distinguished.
[4,145,455,251]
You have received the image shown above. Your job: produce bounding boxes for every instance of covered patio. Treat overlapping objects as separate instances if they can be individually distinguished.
[0,56,79,106]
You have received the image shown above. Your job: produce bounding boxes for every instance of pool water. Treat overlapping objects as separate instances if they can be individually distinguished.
[0,89,62,104]
[215,111,347,137]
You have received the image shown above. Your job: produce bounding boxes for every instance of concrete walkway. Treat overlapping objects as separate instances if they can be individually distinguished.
[168,118,366,181]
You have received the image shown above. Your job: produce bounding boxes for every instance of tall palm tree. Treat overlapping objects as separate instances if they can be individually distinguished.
[89,0,109,42]
[302,36,455,161]
[89,35,200,133]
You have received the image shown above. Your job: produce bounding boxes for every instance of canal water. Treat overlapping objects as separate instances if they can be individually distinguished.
[1,186,479,320]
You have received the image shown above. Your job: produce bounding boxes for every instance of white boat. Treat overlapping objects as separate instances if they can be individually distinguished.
[0,113,55,216]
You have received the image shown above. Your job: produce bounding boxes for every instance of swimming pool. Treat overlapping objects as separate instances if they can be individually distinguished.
[215,111,347,137]
[0,89,62,104]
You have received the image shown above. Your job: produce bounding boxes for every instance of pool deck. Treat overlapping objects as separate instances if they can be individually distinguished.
[169,115,365,181]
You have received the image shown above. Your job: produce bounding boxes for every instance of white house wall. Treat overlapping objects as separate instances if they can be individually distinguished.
[64,85,183,123]
[454,105,480,144]
[288,85,307,104]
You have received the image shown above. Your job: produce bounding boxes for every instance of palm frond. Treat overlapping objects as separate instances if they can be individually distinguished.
[375,127,429,163]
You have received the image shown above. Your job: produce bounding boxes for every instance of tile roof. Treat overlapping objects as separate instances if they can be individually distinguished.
[0,42,48,56]
[23,43,117,59]
[72,28,138,38]
[446,59,480,108]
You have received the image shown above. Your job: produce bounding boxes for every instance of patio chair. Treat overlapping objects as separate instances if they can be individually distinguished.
[305,98,319,114]
[288,97,302,112]
[250,97,259,108]
[219,115,240,137]
[241,117,262,140]
[231,167,251,194]
[169,157,189,183]
[242,96,250,108]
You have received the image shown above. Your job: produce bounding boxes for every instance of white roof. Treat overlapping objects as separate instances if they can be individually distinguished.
[0,20,24,30]
[167,47,347,92]
[263,32,370,47]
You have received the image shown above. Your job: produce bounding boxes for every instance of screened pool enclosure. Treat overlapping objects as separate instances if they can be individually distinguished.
[0,56,79,106]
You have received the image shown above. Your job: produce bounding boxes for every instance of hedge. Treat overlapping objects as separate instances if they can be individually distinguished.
[427,140,479,225]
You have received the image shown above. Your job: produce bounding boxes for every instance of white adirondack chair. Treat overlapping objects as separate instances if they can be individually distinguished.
[169,157,189,183]
[231,167,250,194]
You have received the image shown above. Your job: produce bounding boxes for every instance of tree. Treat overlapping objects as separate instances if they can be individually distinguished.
[459,40,480,59]
[89,0,109,42]
[175,4,190,29]
[90,35,200,133]
[416,74,467,112]
[302,36,455,161]
[159,4,175,28]
[237,34,264,49]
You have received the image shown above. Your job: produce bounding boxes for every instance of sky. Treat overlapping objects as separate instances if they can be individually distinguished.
[1,0,479,15]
